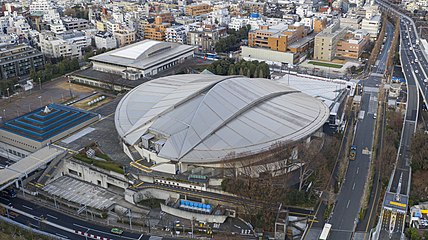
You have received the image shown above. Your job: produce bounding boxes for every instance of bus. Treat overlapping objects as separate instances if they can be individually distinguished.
[319,223,332,240]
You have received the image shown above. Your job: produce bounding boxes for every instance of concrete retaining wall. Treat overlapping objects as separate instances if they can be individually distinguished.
[160,204,227,223]
[134,188,180,202]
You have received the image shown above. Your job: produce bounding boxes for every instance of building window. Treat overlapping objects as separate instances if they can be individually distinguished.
[69,169,79,176]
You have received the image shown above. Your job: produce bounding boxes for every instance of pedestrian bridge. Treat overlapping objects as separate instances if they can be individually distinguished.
[0,146,64,191]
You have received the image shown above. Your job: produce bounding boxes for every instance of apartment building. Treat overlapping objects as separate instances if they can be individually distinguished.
[229,16,265,31]
[96,21,106,32]
[29,0,52,14]
[206,7,230,26]
[248,23,306,52]
[149,12,175,23]
[187,25,227,52]
[361,15,381,40]
[106,20,120,34]
[40,34,72,58]
[313,17,327,33]
[185,4,212,17]
[63,18,89,31]
[114,29,136,47]
[242,1,266,14]
[336,30,369,59]
[143,16,171,41]
[166,25,187,44]
[313,21,347,61]
[42,9,60,22]
[0,34,18,47]
[13,17,31,38]
[0,44,44,80]
[40,31,90,58]
[95,31,117,50]
[49,20,66,35]
[340,16,362,30]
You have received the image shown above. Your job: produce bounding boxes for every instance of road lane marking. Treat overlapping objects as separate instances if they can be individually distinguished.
[346,200,351,208]
[352,183,356,190]
[0,197,10,202]
[138,234,144,240]
[356,167,359,174]
[73,223,89,231]
[47,214,58,219]
[55,233,68,239]
[22,205,33,210]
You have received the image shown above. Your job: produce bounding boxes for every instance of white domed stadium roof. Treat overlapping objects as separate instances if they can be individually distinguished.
[115,74,329,164]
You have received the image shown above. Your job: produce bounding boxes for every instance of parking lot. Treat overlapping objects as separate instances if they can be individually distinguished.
[42,176,117,210]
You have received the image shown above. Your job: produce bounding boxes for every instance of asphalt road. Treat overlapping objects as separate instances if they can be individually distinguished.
[388,22,419,196]
[0,196,152,240]
[377,11,420,239]
[327,21,394,240]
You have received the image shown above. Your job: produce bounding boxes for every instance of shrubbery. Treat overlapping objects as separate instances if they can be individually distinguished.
[73,153,124,174]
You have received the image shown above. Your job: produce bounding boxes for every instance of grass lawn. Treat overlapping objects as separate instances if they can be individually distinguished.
[308,61,343,69]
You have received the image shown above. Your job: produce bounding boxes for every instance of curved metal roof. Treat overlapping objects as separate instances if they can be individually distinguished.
[115,74,329,163]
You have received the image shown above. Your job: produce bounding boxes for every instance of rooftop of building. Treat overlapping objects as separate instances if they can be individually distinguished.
[62,17,89,23]
[95,31,114,38]
[115,74,329,163]
[0,103,98,142]
[287,33,316,49]
[90,40,195,70]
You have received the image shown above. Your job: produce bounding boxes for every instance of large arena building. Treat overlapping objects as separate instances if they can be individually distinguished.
[115,74,330,174]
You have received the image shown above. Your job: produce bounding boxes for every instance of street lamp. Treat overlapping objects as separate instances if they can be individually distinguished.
[6,88,9,102]
[39,77,42,90]
[126,209,132,230]
[68,79,74,98]
[38,96,42,108]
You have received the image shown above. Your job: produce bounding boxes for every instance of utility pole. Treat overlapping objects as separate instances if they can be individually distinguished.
[191,218,194,238]
[127,209,132,230]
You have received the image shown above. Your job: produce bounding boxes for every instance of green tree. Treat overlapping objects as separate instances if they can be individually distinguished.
[411,131,428,171]
[258,67,264,78]
[405,228,421,240]
[228,64,236,75]
[246,68,251,78]
[71,58,80,70]
[239,67,244,75]
[58,62,66,75]
[215,64,224,75]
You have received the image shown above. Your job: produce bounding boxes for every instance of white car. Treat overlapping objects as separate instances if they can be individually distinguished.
[424,79,428,83]
[415,59,418,63]
[415,70,419,74]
